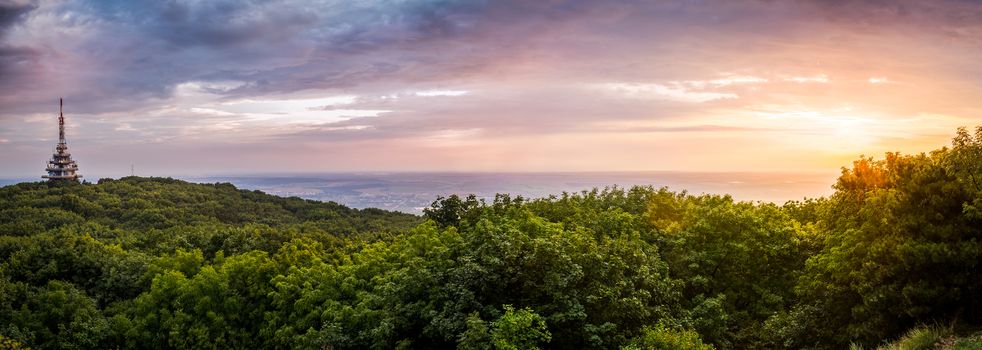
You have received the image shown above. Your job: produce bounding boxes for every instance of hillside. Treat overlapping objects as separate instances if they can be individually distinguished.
[0,126,981,349]
[0,176,420,236]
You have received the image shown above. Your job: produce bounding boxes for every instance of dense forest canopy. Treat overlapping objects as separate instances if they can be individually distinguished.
[1,126,981,349]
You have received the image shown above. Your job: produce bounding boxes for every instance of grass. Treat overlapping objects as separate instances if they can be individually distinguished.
[949,332,982,350]
[850,326,982,350]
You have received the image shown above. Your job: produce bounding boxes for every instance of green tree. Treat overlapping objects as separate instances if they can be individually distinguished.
[622,323,714,350]
[490,305,552,350]
[788,127,982,348]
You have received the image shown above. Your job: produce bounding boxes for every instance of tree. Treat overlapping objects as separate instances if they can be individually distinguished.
[788,128,982,348]
[489,305,552,350]
[622,323,715,350]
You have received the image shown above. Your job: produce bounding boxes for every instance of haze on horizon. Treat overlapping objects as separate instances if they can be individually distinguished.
[1,0,981,179]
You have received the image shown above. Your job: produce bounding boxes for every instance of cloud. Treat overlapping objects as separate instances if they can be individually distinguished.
[599,83,739,103]
[1,0,977,113]
[3,0,982,176]
[0,0,36,34]
[684,76,769,89]
[596,124,778,134]
[785,74,829,83]
[259,83,709,145]
[0,0,39,97]
[415,90,469,97]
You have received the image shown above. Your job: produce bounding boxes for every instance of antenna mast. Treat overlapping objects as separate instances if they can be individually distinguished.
[43,98,81,181]
[59,98,66,144]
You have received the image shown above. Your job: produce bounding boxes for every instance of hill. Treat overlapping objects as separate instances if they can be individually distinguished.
[0,176,420,236]
[0,126,981,349]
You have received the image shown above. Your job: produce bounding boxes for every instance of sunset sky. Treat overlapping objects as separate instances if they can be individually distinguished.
[1,0,981,178]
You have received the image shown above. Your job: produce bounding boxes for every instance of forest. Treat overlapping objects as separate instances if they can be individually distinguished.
[1,126,981,350]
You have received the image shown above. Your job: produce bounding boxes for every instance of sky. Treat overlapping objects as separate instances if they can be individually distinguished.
[1,0,981,178]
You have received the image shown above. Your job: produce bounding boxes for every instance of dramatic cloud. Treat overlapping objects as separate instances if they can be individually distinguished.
[2,0,982,177]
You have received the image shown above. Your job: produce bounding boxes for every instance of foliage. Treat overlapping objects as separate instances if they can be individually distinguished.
[952,334,982,350]
[879,325,946,350]
[0,334,30,350]
[788,127,982,348]
[848,325,982,350]
[622,323,716,350]
[489,305,552,350]
[1,127,981,349]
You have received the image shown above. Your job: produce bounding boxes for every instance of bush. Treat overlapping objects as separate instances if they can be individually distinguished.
[623,323,715,350]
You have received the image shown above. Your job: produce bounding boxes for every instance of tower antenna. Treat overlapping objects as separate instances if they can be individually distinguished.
[43,98,81,181]
[59,98,65,144]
